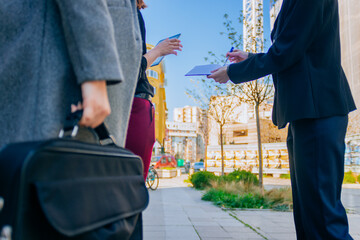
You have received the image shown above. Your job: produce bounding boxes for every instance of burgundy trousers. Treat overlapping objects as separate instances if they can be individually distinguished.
[125,97,155,180]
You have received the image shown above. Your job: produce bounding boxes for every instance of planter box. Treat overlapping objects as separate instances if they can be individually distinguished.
[157,169,177,178]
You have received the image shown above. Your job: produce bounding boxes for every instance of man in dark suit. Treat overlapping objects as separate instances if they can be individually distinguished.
[209,0,356,239]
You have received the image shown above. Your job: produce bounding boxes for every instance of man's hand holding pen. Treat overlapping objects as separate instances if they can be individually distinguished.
[208,48,249,84]
[227,49,249,63]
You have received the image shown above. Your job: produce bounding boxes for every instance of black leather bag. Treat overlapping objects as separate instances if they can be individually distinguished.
[0,113,148,240]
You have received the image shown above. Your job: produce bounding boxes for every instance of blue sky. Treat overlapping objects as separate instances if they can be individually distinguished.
[142,0,272,121]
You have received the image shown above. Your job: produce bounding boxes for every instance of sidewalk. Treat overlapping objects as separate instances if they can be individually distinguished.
[143,175,360,240]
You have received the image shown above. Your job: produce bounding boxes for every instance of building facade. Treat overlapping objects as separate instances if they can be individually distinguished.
[207,96,286,147]
[270,0,360,136]
[339,0,360,135]
[206,94,288,174]
[146,44,168,148]
[164,122,197,162]
[172,106,207,161]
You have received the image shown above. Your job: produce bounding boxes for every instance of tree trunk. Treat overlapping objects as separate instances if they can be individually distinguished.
[255,103,263,188]
[220,124,225,176]
[204,144,208,171]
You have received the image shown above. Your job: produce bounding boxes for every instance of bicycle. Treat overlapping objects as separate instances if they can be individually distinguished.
[146,166,159,190]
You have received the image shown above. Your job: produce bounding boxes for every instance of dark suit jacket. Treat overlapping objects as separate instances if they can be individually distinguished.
[227,0,356,128]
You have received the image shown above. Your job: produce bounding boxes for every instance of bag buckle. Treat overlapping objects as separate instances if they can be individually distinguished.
[58,125,79,138]
[99,135,116,146]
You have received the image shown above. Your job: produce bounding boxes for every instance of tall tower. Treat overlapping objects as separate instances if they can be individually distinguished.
[243,0,264,53]
[270,0,283,30]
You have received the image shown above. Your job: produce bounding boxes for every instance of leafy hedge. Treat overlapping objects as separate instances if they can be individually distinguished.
[189,171,217,189]
[343,171,356,184]
[189,170,259,190]
[219,170,259,185]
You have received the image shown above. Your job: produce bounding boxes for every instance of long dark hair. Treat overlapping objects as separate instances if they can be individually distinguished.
[137,0,147,9]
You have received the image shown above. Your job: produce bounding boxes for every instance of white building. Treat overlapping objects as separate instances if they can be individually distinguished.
[173,106,207,160]
[165,122,197,162]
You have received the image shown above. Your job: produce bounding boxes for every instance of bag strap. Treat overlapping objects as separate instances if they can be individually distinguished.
[59,110,116,146]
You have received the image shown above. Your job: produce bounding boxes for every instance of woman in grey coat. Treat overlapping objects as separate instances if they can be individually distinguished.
[0,0,142,147]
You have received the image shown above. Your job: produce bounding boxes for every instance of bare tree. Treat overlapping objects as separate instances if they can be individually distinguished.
[186,78,240,176]
[205,6,274,187]
[209,95,241,175]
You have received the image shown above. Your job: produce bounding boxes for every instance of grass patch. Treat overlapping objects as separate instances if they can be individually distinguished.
[202,188,269,209]
[190,171,292,211]
[202,181,292,211]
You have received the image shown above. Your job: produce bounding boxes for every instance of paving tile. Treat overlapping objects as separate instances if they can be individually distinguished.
[144,175,360,240]
[143,231,166,238]
[267,233,296,240]
[165,229,199,239]
[196,227,232,238]
[201,238,233,240]
[191,221,220,227]
[222,226,257,233]
[229,232,265,239]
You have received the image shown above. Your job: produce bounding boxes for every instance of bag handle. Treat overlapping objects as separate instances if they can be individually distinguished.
[59,110,117,146]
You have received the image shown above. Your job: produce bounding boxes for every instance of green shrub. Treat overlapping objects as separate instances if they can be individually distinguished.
[357,174,360,183]
[190,171,218,189]
[343,171,356,184]
[280,174,291,179]
[219,170,259,185]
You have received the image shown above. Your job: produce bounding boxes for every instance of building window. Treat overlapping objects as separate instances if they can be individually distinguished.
[233,130,248,137]
[146,69,158,79]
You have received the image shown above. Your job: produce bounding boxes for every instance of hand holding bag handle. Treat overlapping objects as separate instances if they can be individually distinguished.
[59,110,117,146]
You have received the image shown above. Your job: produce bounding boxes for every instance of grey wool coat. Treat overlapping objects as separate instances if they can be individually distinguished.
[0,0,142,148]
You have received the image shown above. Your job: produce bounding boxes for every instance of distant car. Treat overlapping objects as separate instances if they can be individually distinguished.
[150,156,162,166]
[193,162,205,172]
[153,155,177,169]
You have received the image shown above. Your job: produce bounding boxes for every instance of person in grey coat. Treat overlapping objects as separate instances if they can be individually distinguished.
[0,0,142,148]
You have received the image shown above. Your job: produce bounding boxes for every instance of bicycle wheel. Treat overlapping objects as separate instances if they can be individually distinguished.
[146,170,155,188]
[148,168,159,190]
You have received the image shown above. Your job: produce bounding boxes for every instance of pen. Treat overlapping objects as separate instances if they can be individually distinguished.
[223,47,234,66]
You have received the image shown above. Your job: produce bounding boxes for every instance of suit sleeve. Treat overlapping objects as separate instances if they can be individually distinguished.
[54,0,124,85]
[228,0,324,84]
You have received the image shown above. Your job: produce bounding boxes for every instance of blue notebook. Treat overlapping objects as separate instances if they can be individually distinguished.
[150,33,181,67]
[185,64,222,76]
